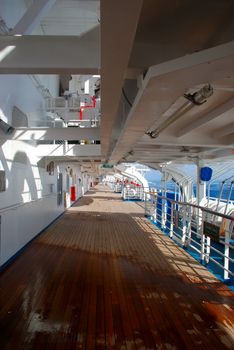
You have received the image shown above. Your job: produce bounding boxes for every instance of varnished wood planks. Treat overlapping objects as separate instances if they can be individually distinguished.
[0,185,233,349]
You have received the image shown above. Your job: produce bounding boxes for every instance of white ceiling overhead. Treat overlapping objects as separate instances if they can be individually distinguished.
[1,0,234,170]
[100,0,234,167]
[33,0,100,36]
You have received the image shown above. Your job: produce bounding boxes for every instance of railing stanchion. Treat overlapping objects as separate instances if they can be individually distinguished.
[143,190,234,281]
[205,236,211,264]
[161,196,165,229]
[144,192,147,216]
[224,228,230,280]
[155,194,158,224]
[182,205,187,245]
[170,202,174,238]
[186,206,192,247]
[200,215,205,263]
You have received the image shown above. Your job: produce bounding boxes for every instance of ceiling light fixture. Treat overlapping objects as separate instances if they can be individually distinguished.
[146,101,192,139]
[184,83,213,105]
[146,84,214,139]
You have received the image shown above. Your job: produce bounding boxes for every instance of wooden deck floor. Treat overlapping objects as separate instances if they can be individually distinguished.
[0,186,233,349]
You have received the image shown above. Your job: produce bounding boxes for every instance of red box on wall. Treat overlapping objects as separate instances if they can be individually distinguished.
[70,186,76,201]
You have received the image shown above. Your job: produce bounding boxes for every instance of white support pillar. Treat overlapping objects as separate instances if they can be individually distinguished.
[181,206,187,245]
[186,206,192,247]
[196,159,207,207]
[169,202,174,238]
[205,236,211,264]
[196,159,206,262]
[198,172,206,206]
[161,172,167,229]
[224,229,230,280]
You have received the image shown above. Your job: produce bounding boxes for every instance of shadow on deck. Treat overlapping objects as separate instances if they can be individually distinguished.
[0,185,233,349]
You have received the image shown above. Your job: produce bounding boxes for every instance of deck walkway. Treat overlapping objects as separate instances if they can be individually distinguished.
[0,186,233,349]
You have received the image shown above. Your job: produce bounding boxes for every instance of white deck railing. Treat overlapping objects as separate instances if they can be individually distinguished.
[145,192,234,281]
[122,186,145,201]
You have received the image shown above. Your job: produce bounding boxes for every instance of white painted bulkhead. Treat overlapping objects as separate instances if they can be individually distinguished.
[0,74,93,267]
[0,137,93,267]
[0,0,95,266]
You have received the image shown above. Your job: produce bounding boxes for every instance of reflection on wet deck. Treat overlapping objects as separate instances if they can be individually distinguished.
[0,185,233,349]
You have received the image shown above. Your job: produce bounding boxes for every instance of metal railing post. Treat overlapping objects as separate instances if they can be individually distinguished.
[182,205,187,245]
[170,202,174,238]
[205,236,211,264]
[224,228,230,280]
[143,190,234,279]
[186,206,192,247]
[155,194,158,224]
[144,192,147,216]
[161,197,165,229]
[200,212,205,263]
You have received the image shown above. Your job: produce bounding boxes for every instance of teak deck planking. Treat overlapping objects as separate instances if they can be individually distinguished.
[0,185,233,349]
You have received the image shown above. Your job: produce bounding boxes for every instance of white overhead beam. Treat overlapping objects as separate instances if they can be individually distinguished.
[213,122,234,138]
[36,144,101,157]
[132,151,198,156]
[109,41,234,164]
[101,0,143,158]
[200,148,234,160]
[139,133,233,147]
[8,127,100,141]
[220,132,234,145]
[147,41,234,80]
[177,98,234,137]
[0,32,99,74]
[11,0,57,35]
[43,156,102,165]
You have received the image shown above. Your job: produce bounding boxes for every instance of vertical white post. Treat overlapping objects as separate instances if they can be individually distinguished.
[196,159,206,238]
[144,191,148,216]
[161,196,165,229]
[154,193,158,223]
[182,206,187,245]
[205,236,211,264]
[186,206,192,247]
[224,228,230,280]
[200,218,205,263]
[170,202,174,238]
[161,175,167,229]
[84,79,90,94]
[64,98,68,124]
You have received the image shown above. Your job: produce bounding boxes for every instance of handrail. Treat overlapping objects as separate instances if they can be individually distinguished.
[209,196,234,205]
[145,192,234,221]
[145,190,234,281]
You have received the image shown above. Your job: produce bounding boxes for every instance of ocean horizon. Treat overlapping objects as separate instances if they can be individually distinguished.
[148,181,234,201]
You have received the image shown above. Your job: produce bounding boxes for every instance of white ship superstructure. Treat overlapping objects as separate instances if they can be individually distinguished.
[0,1,234,348]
